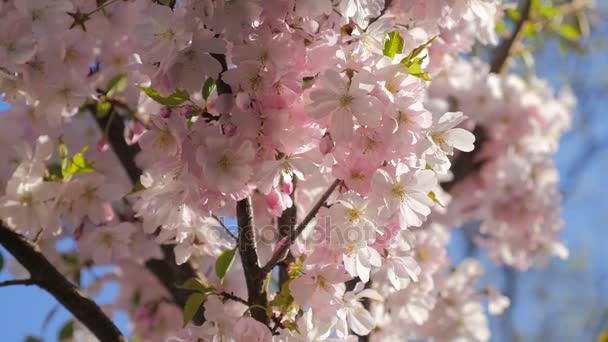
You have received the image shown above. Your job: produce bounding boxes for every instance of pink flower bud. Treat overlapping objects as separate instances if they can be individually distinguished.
[160,106,171,118]
[282,181,293,195]
[180,104,194,117]
[264,189,281,209]
[96,138,109,152]
[319,133,335,155]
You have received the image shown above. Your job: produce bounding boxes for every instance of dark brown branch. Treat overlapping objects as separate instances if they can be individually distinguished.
[144,245,205,324]
[442,126,487,192]
[236,198,269,325]
[219,291,249,305]
[93,109,141,184]
[490,0,533,74]
[443,0,534,192]
[0,278,36,287]
[90,107,202,323]
[0,224,126,342]
[262,179,341,273]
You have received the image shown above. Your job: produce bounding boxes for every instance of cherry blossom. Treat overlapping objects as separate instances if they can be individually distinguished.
[0,0,578,340]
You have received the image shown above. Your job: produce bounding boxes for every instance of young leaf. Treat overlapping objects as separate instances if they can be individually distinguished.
[538,5,558,19]
[557,24,580,41]
[183,293,206,327]
[106,72,128,97]
[176,277,214,293]
[427,191,445,208]
[201,78,216,101]
[58,137,69,172]
[130,181,146,194]
[400,36,436,66]
[139,87,190,106]
[58,320,74,341]
[96,101,112,118]
[505,8,520,22]
[63,146,95,178]
[383,31,404,59]
[215,248,236,283]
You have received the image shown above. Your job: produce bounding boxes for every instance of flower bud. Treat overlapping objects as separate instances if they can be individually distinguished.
[180,104,194,117]
[319,133,335,155]
[282,181,293,195]
[160,106,171,118]
[96,138,109,152]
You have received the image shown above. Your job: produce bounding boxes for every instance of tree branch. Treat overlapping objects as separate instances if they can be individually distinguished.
[0,278,35,287]
[262,179,341,273]
[94,109,141,185]
[218,291,249,305]
[490,0,533,74]
[212,214,237,240]
[0,224,126,342]
[90,107,202,323]
[236,197,269,325]
[443,0,534,192]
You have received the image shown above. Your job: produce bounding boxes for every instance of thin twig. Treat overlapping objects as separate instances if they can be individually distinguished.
[218,291,249,305]
[490,0,533,73]
[262,179,341,273]
[0,278,35,287]
[212,214,237,240]
[89,104,204,323]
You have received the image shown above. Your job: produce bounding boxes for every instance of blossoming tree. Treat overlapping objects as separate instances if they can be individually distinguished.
[0,0,591,341]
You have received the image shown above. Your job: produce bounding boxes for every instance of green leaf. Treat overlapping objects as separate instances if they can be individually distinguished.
[383,31,404,59]
[427,191,445,208]
[176,277,214,293]
[505,8,520,22]
[106,72,128,97]
[538,5,558,19]
[130,181,146,194]
[183,292,206,327]
[58,320,74,341]
[44,163,63,181]
[63,145,95,178]
[201,78,216,101]
[400,36,436,66]
[24,337,42,342]
[215,248,236,283]
[139,87,190,106]
[557,24,580,41]
[96,101,112,118]
[58,137,69,172]
[495,20,508,36]
[401,55,432,81]
[269,282,298,313]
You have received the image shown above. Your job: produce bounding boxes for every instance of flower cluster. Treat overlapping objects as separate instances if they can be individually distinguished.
[429,58,573,269]
[0,0,572,341]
